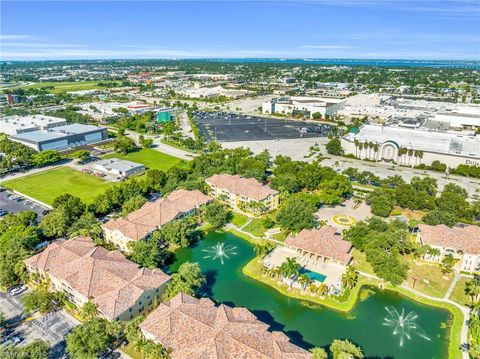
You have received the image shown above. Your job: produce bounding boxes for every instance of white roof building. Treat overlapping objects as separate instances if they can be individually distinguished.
[1,115,67,135]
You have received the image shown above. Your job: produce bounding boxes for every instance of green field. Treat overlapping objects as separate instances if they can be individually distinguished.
[3,167,115,205]
[13,81,121,94]
[103,148,186,171]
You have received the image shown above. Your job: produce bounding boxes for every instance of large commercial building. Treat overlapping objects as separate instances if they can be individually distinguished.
[1,115,107,151]
[341,124,480,168]
[102,189,212,252]
[140,292,312,359]
[206,174,279,214]
[262,96,345,118]
[24,236,171,321]
[417,224,480,273]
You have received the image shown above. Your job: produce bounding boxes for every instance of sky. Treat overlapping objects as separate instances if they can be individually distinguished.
[1,0,480,61]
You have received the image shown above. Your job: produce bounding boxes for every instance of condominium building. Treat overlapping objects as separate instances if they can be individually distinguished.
[102,189,212,252]
[205,174,279,214]
[24,236,171,321]
[417,224,480,273]
[140,292,312,359]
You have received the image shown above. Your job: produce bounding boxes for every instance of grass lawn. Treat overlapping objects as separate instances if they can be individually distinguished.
[390,206,427,220]
[231,212,248,228]
[120,343,144,359]
[103,148,186,171]
[272,231,288,242]
[351,249,375,275]
[449,276,471,307]
[3,167,115,205]
[404,257,453,298]
[242,218,267,237]
[15,81,121,94]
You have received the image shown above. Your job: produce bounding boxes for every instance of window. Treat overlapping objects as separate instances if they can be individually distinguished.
[129,308,133,313]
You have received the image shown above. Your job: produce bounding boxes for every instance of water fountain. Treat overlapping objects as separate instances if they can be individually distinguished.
[202,242,238,264]
[383,306,431,347]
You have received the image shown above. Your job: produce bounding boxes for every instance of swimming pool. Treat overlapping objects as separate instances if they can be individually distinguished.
[300,267,327,282]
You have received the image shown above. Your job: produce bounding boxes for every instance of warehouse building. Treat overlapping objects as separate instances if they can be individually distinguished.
[1,114,67,135]
[262,96,345,118]
[10,123,107,152]
[341,124,480,168]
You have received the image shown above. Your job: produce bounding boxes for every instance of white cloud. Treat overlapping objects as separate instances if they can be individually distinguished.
[0,34,33,40]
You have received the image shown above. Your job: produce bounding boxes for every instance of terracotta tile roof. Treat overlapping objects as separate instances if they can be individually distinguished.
[24,236,170,319]
[206,174,278,202]
[140,293,311,359]
[285,226,352,265]
[102,189,212,241]
[419,224,480,254]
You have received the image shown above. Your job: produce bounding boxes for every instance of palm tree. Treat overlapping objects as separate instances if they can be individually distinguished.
[373,143,379,161]
[465,279,480,304]
[353,139,359,157]
[341,266,358,290]
[279,257,301,289]
[298,273,311,293]
[317,283,328,298]
[308,283,318,296]
[358,143,364,159]
[407,149,414,166]
[80,301,98,320]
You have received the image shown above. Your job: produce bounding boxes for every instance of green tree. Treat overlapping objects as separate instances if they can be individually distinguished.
[114,136,137,154]
[70,150,90,163]
[422,210,457,227]
[440,254,456,274]
[276,196,317,231]
[31,150,62,167]
[66,318,121,359]
[0,339,50,359]
[121,195,147,215]
[325,138,343,155]
[465,278,480,304]
[160,217,198,248]
[80,301,99,320]
[341,266,358,290]
[164,262,206,300]
[203,202,231,229]
[279,257,301,289]
[310,347,328,359]
[21,289,57,314]
[128,237,165,269]
[330,339,364,359]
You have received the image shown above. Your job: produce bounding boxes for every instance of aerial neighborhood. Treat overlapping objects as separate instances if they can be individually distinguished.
[1,2,480,359]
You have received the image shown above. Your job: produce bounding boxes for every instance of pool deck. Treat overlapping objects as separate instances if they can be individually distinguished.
[264,246,346,287]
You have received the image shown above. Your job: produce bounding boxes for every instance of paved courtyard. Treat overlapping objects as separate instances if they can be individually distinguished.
[264,246,345,287]
[316,199,372,231]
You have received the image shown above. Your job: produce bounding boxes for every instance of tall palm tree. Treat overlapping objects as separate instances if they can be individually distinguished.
[341,266,358,290]
[353,139,359,157]
[317,283,328,298]
[280,257,301,289]
[465,279,480,304]
[373,143,379,161]
[309,283,318,296]
[298,273,311,292]
[358,143,364,159]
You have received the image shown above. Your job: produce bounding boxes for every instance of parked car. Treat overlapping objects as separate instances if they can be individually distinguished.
[1,336,22,347]
[8,285,27,296]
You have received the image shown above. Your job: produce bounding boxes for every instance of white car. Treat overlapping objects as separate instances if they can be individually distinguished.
[8,286,27,296]
[2,336,21,347]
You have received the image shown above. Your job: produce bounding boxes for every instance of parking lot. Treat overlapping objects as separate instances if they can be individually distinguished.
[193,111,333,142]
[0,289,78,357]
[0,188,50,220]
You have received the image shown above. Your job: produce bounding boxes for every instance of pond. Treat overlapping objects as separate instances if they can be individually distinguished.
[169,230,451,359]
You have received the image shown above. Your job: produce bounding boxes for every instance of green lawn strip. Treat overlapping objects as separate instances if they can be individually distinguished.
[160,139,195,153]
[227,228,262,246]
[272,231,288,242]
[3,167,115,205]
[449,276,471,307]
[243,255,463,359]
[231,212,248,228]
[351,248,375,275]
[103,148,186,171]
[242,218,267,237]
